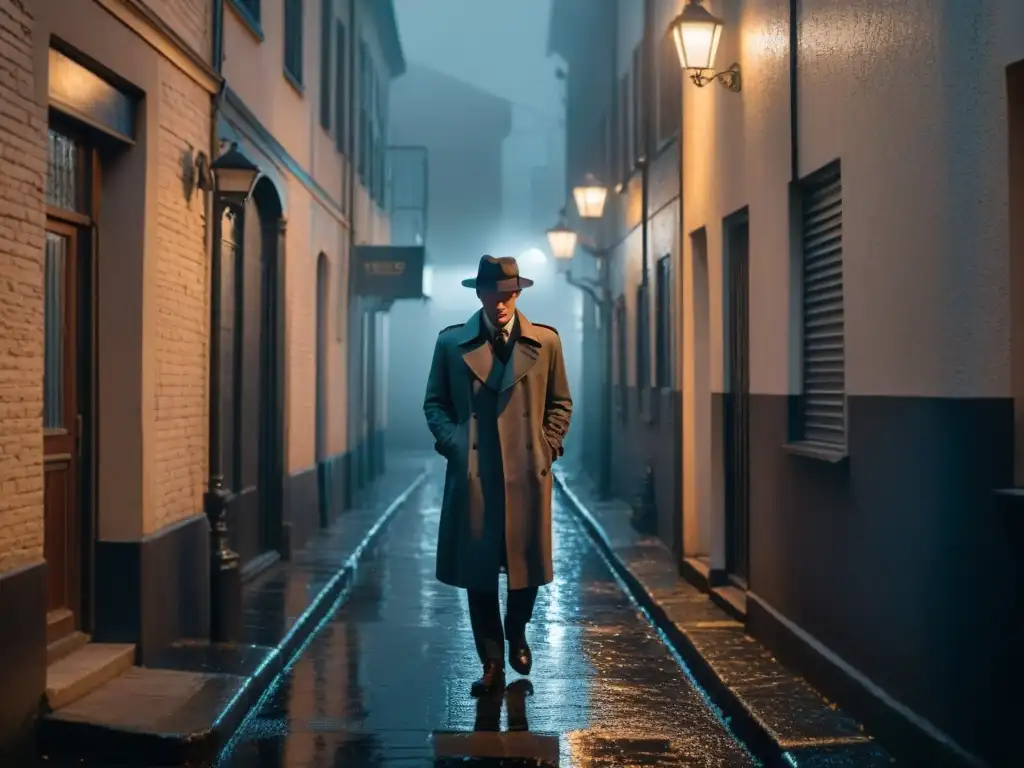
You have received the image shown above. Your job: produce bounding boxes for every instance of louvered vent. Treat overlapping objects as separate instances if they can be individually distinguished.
[801,164,845,446]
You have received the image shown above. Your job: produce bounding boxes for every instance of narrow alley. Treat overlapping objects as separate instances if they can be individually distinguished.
[216,466,757,767]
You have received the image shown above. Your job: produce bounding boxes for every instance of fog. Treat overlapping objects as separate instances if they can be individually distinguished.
[384,0,582,462]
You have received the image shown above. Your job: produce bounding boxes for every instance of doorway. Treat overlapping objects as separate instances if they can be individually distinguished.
[42,126,96,646]
[723,211,751,587]
[315,253,330,528]
[232,179,285,571]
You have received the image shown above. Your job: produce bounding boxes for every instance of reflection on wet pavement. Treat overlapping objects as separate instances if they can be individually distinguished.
[217,471,757,767]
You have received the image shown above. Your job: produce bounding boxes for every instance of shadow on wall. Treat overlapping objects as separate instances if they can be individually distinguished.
[385,261,583,459]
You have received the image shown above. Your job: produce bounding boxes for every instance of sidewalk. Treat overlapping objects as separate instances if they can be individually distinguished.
[554,466,896,767]
[37,454,433,766]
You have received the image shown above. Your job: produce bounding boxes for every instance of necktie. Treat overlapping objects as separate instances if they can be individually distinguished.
[494,328,509,360]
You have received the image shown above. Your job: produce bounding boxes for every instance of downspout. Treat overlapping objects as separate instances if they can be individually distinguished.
[641,0,654,286]
[207,0,226,257]
[347,0,360,492]
[788,0,801,437]
[789,0,799,181]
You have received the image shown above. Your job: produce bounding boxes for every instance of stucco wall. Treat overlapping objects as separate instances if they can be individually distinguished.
[0,0,47,573]
[683,0,1024,401]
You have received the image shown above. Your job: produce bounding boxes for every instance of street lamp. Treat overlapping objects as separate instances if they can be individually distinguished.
[669,0,742,92]
[205,141,260,643]
[572,174,608,220]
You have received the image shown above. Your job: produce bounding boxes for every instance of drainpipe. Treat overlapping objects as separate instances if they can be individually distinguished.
[347,0,360,497]
[640,0,653,287]
[789,0,799,181]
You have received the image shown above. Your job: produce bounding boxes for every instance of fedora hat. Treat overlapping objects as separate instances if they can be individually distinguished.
[461,255,534,291]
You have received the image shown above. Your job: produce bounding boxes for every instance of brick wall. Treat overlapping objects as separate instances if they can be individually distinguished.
[0,0,47,573]
[151,58,211,533]
[144,0,212,64]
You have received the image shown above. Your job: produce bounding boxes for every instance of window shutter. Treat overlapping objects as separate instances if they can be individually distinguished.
[801,164,845,446]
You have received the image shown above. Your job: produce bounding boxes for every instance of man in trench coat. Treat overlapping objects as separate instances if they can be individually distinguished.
[424,255,573,696]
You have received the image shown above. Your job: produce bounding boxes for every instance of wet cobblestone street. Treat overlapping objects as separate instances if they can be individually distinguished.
[217,469,757,767]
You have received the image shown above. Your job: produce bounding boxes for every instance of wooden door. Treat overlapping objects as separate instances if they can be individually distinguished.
[43,219,82,643]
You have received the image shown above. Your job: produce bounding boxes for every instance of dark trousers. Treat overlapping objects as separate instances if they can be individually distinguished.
[467,586,538,664]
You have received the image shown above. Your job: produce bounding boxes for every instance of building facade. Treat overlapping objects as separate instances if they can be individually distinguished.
[0,0,403,759]
[549,0,683,540]
[556,0,1024,765]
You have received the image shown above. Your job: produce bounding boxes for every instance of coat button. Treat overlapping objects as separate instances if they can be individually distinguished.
[523,411,528,417]
[526,442,532,450]
[541,468,548,477]
[472,443,477,450]
[472,413,477,419]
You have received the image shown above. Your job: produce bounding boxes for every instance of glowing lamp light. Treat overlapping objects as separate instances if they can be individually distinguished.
[519,247,547,266]
[668,1,741,91]
[572,174,608,219]
[546,219,578,262]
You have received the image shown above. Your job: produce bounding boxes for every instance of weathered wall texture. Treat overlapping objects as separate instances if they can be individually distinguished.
[0,0,47,573]
[151,57,212,533]
[143,0,211,61]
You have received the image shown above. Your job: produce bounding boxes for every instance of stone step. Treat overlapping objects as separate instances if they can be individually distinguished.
[46,643,136,710]
[39,656,264,766]
[47,630,90,666]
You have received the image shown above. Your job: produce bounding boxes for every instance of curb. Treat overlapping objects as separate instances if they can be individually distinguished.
[218,467,430,750]
[39,468,429,767]
[554,473,851,767]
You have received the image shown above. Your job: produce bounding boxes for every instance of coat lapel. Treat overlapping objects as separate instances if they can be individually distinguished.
[500,313,541,393]
[457,310,496,387]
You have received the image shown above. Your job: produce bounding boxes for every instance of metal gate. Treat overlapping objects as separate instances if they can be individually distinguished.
[724,215,750,586]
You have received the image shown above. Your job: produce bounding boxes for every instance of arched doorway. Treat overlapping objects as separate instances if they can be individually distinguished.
[230,177,286,572]
[315,253,330,528]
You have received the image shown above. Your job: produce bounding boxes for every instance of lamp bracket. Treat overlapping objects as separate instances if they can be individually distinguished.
[194,150,213,192]
[564,271,608,307]
[689,62,742,92]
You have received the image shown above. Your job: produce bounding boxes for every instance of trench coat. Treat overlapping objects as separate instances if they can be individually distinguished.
[423,309,573,591]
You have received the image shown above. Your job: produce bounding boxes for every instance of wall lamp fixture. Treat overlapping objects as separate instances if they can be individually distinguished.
[670,0,742,92]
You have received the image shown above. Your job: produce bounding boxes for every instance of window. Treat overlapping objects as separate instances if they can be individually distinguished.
[319,0,332,129]
[631,44,642,167]
[800,162,845,447]
[334,21,347,155]
[618,73,629,180]
[657,31,681,145]
[358,39,370,180]
[597,112,610,185]
[635,283,650,394]
[609,81,619,182]
[284,0,304,86]
[374,75,387,208]
[655,255,672,388]
[615,298,628,421]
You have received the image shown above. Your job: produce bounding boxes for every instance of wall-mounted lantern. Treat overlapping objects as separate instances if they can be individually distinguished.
[209,142,261,207]
[669,0,741,92]
[546,209,579,263]
[572,174,608,220]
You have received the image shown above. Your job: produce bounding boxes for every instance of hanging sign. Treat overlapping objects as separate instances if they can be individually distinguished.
[353,245,426,300]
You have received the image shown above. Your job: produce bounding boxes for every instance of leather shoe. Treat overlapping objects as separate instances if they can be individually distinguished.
[470,660,505,697]
[508,636,532,676]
